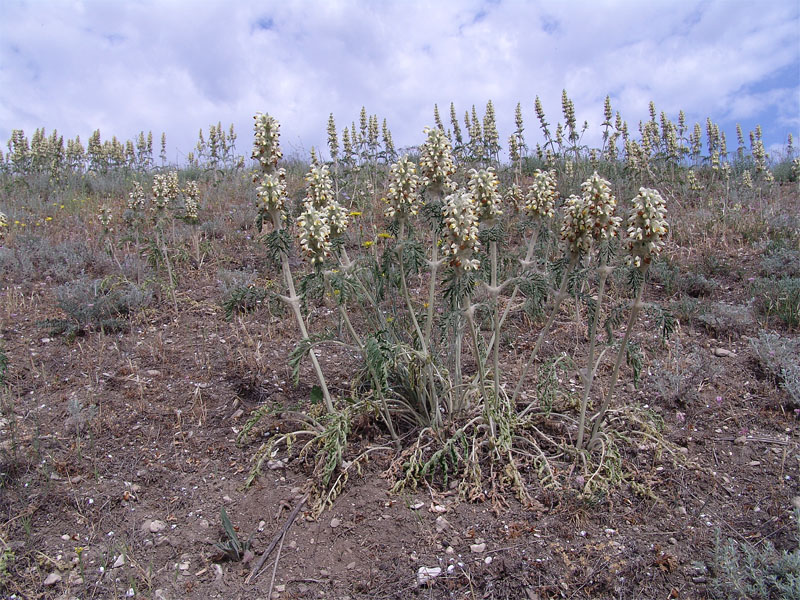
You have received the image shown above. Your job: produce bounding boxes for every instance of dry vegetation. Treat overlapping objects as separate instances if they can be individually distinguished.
[1,95,799,599]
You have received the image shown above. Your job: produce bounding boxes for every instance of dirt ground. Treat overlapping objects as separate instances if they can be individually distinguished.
[1,185,798,600]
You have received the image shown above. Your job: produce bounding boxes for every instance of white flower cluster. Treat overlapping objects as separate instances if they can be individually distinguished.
[183,180,200,221]
[385,155,421,220]
[152,171,179,211]
[297,205,331,266]
[252,113,283,171]
[128,181,146,211]
[524,169,558,218]
[582,172,620,241]
[97,204,113,231]
[626,187,668,269]
[254,168,287,217]
[419,127,456,192]
[560,194,593,257]
[442,191,480,271]
[468,167,502,222]
[297,164,348,264]
[504,182,524,212]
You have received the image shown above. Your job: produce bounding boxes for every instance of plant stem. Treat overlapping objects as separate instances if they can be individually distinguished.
[588,268,647,447]
[575,254,610,449]
[397,221,427,353]
[511,255,577,405]
[490,240,500,406]
[485,226,540,360]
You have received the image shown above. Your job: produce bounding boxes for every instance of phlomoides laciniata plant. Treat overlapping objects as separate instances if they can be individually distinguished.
[238,113,674,513]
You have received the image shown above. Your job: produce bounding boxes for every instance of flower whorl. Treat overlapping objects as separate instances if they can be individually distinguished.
[626,187,668,269]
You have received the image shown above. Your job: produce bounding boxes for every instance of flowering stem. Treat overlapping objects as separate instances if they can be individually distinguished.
[485,226,539,361]
[576,255,610,449]
[588,268,647,447]
[279,255,334,413]
[511,255,577,405]
[490,240,500,406]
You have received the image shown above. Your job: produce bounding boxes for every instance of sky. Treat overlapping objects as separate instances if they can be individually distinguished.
[1,0,798,164]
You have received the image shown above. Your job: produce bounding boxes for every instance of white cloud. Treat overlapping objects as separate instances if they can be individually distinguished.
[0,0,797,161]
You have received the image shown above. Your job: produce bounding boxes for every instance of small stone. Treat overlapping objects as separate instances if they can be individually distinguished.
[346,561,356,570]
[267,460,286,470]
[199,519,209,528]
[676,506,687,516]
[484,556,493,565]
[626,383,635,393]
[178,561,189,571]
[258,520,266,532]
[319,569,329,577]
[430,504,447,513]
[604,528,616,536]
[230,409,244,420]
[734,436,747,445]
[61,534,71,541]
[146,369,161,376]
[417,566,442,585]
[330,517,341,528]
[470,543,486,553]
[435,516,449,532]
[149,520,167,533]
[669,537,678,545]
[713,348,733,357]
[222,495,232,503]
[446,546,455,554]
[113,554,125,568]
[154,589,169,600]
[274,584,286,592]
[410,501,425,510]
[44,572,62,586]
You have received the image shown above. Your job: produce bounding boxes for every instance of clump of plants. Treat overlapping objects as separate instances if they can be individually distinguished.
[750,331,800,406]
[709,509,800,600]
[238,113,676,513]
[45,276,151,339]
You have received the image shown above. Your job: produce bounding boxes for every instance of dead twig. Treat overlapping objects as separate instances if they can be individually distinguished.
[246,493,308,584]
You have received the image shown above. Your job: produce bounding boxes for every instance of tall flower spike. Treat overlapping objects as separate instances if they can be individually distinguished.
[560,194,592,258]
[255,168,287,216]
[304,164,336,209]
[183,181,200,221]
[252,113,283,171]
[626,187,668,269]
[0,211,8,241]
[419,127,456,193]
[128,181,146,211]
[297,205,331,265]
[468,167,502,222]
[581,172,620,241]
[525,169,558,218]
[385,155,421,220]
[442,191,480,271]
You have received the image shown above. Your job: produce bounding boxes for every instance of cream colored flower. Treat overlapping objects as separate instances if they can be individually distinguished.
[582,172,620,241]
[128,181,146,211]
[626,187,668,269]
[419,127,456,192]
[183,180,200,221]
[252,113,283,170]
[442,191,480,271]
[560,194,592,258]
[255,168,287,216]
[468,167,502,222]
[297,204,331,265]
[385,155,421,220]
[524,169,558,218]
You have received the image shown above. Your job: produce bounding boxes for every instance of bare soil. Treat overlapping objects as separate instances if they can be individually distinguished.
[1,188,798,600]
